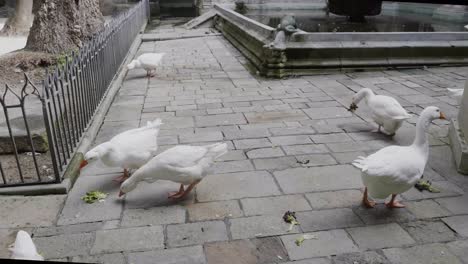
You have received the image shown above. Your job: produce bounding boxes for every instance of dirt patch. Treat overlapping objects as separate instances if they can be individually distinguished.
[0,50,58,92]
[0,152,54,185]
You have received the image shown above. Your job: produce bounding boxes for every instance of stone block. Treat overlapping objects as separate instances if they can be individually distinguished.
[442,215,468,237]
[270,135,312,146]
[347,223,415,249]
[0,114,49,154]
[35,233,94,259]
[233,138,272,149]
[121,205,186,227]
[244,110,309,123]
[295,154,337,167]
[159,116,194,129]
[253,156,299,170]
[179,131,223,143]
[446,240,468,262]
[195,113,247,127]
[246,147,284,159]
[34,222,103,237]
[197,171,280,201]
[216,149,247,161]
[72,253,126,264]
[229,215,299,239]
[187,200,243,221]
[383,244,462,264]
[91,226,164,254]
[274,165,361,194]
[402,220,456,243]
[310,133,353,143]
[0,195,65,228]
[269,127,316,136]
[436,195,468,214]
[326,140,387,152]
[306,190,362,209]
[303,107,352,120]
[212,160,254,174]
[332,251,390,264]
[127,246,206,264]
[353,204,416,225]
[166,221,228,247]
[281,229,358,260]
[57,174,123,225]
[296,208,363,232]
[241,195,311,216]
[332,151,366,164]
[405,200,452,219]
[224,128,270,140]
[401,181,464,200]
[282,144,329,155]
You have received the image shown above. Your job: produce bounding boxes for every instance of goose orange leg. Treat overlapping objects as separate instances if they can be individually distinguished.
[168,180,201,200]
[386,194,405,208]
[168,184,185,198]
[113,168,130,183]
[362,187,376,208]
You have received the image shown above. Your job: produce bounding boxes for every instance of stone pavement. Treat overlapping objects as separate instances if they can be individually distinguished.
[1,21,468,264]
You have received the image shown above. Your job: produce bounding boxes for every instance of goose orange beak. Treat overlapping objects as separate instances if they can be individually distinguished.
[79,160,88,170]
[118,190,125,197]
[440,112,446,120]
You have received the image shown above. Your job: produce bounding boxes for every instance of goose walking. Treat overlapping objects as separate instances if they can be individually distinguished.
[80,119,162,183]
[127,53,165,77]
[352,106,445,208]
[119,143,228,199]
[9,230,43,261]
[349,88,412,136]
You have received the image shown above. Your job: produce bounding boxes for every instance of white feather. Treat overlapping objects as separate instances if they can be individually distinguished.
[9,230,44,261]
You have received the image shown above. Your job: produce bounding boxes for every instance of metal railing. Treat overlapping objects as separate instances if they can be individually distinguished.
[0,0,149,187]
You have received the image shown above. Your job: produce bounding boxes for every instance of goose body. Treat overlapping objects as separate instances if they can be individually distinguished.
[127,53,165,77]
[119,143,228,199]
[349,88,412,135]
[447,88,463,103]
[81,119,162,181]
[9,230,43,261]
[352,106,446,208]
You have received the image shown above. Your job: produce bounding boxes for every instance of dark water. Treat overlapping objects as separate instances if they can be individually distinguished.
[244,8,468,32]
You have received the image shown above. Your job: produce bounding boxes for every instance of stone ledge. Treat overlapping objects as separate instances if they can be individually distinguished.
[449,119,468,174]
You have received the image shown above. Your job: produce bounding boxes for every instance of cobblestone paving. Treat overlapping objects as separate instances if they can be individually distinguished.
[1,21,468,263]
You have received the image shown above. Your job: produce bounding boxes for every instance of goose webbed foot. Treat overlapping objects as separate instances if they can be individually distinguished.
[385,194,405,208]
[168,180,201,200]
[113,169,129,183]
[362,187,376,208]
[168,184,185,199]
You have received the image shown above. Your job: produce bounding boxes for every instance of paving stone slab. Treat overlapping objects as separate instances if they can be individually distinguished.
[270,135,312,146]
[401,181,464,200]
[269,127,316,136]
[166,221,228,247]
[179,131,223,143]
[405,200,452,219]
[121,205,186,227]
[244,110,309,123]
[446,240,468,262]
[127,246,206,264]
[281,229,358,260]
[402,220,456,243]
[332,251,390,264]
[223,128,270,140]
[282,144,329,155]
[246,147,284,159]
[274,165,361,194]
[195,113,247,127]
[436,195,468,215]
[353,204,417,224]
[253,156,299,170]
[34,222,103,237]
[0,195,65,228]
[241,195,311,216]
[205,237,288,264]
[304,107,352,120]
[91,226,164,254]
[310,133,353,143]
[442,215,468,237]
[283,258,331,264]
[296,208,363,232]
[197,171,280,201]
[332,151,367,164]
[35,233,94,259]
[71,253,126,264]
[187,200,243,221]
[295,154,337,167]
[233,138,272,149]
[347,223,415,249]
[229,215,299,239]
[306,190,362,209]
[57,174,123,226]
[212,160,254,174]
[383,243,462,264]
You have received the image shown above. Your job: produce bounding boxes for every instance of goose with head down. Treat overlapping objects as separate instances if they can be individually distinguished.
[127,53,166,78]
[349,88,412,136]
[80,119,162,183]
[352,106,446,208]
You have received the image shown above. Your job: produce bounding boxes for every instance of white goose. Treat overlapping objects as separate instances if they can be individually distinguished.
[349,88,412,136]
[9,230,43,261]
[352,106,446,208]
[119,143,228,199]
[447,88,463,103]
[127,53,166,77]
[80,119,162,182]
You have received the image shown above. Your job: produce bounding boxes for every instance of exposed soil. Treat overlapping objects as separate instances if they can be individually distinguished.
[0,49,58,92]
[0,152,54,185]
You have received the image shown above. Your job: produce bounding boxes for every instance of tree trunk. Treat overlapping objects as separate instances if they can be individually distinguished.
[25,0,104,54]
[0,0,33,36]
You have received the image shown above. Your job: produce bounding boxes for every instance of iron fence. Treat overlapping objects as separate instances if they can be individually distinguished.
[0,0,149,187]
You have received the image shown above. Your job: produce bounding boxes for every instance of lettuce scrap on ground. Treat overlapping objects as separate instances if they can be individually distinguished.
[81,191,108,204]
[283,211,300,231]
[295,234,317,246]
[415,180,440,193]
